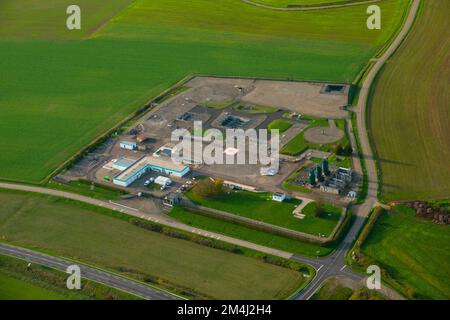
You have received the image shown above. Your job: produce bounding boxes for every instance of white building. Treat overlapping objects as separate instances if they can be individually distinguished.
[154,176,172,186]
[113,156,189,187]
[272,193,286,202]
[120,141,137,150]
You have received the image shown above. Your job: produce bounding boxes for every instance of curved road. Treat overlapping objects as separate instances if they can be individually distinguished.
[294,0,420,300]
[240,0,381,11]
[0,0,420,301]
[0,243,180,300]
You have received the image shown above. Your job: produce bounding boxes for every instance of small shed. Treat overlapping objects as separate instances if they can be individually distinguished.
[347,190,358,198]
[163,193,182,207]
[154,176,172,186]
[120,141,137,150]
[272,193,286,202]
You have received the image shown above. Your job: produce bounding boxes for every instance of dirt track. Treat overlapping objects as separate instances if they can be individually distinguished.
[295,0,421,300]
[240,0,382,11]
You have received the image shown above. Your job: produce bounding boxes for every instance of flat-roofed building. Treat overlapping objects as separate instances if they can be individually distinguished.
[113,156,190,187]
[112,157,138,171]
[120,141,137,150]
[272,193,286,202]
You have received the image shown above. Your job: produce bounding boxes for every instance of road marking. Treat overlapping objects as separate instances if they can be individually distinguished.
[317,264,324,272]
[109,200,139,212]
[340,265,347,271]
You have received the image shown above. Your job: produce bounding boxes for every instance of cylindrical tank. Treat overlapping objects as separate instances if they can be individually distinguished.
[316,166,324,182]
[308,169,316,185]
[322,159,330,176]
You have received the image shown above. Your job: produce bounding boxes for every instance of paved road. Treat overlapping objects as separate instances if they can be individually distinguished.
[0,243,179,300]
[293,0,420,300]
[0,182,299,261]
[240,0,381,11]
[0,0,419,300]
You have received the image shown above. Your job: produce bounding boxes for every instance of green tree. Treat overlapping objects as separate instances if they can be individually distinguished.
[314,201,327,218]
[192,178,224,199]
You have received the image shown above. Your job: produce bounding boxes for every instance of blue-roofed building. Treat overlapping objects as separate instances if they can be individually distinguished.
[113,156,190,187]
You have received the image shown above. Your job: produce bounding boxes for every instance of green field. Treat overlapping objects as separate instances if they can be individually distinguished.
[187,189,341,236]
[169,206,335,257]
[361,206,450,299]
[281,118,329,155]
[233,103,279,114]
[0,253,137,300]
[0,0,409,182]
[46,179,127,200]
[0,191,306,299]
[0,0,135,39]
[267,119,294,133]
[369,0,450,201]
[252,0,351,7]
[200,101,234,110]
[0,273,65,300]
[281,118,350,156]
[311,278,386,300]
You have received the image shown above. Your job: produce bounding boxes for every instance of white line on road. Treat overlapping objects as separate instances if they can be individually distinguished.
[109,200,139,212]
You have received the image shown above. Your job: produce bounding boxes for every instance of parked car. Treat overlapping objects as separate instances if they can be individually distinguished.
[144,180,151,186]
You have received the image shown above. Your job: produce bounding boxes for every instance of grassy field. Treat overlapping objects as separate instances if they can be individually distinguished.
[187,189,341,236]
[311,278,386,300]
[267,119,294,133]
[0,0,409,182]
[46,179,127,200]
[0,273,65,300]
[281,118,329,155]
[0,191,306,299]
[169,206,336,257]
[360,206,450,299]
[369,0,450,201]
[311,278,353,300]
[252,0,351,7]
[281,118,350,156]
[233,103,279,114]
[0,254,137,300]
[328,153,352,169]
[0,0,135,39]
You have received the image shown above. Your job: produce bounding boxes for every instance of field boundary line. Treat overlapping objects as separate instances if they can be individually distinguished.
[365,0,423,203]
[240,0,382,11]
[0,250,147,300]
[0,243,183,300]
[87,0,138,38]
[0,73,349,185]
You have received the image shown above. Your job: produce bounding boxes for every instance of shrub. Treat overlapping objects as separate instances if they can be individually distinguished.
[191,178,224,199]
[314,201,327,218]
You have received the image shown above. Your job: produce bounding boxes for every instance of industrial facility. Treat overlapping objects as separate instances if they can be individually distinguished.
[113,156,190,187]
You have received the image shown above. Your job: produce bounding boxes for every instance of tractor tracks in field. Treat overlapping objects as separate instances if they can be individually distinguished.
[240,0,382,11]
